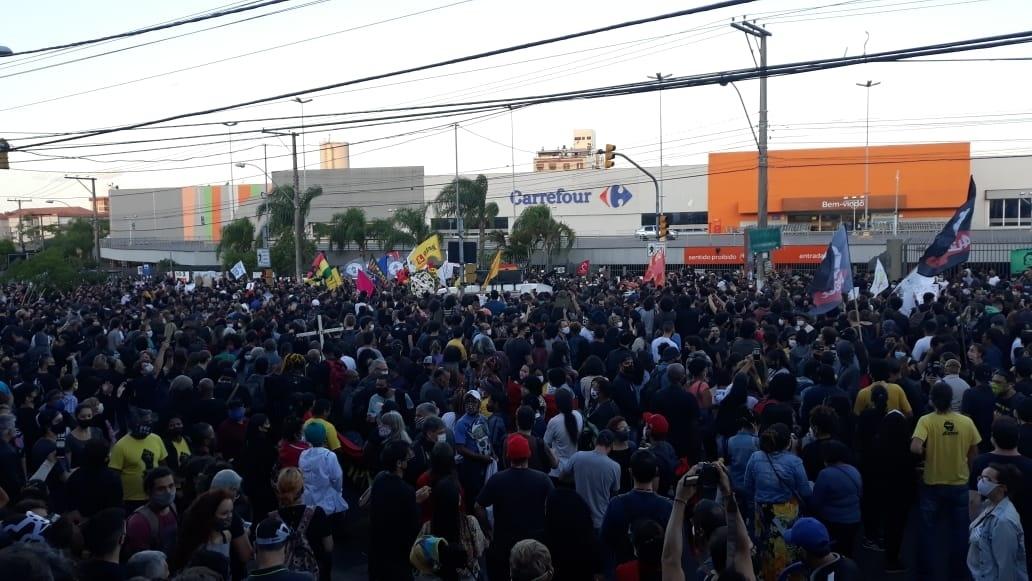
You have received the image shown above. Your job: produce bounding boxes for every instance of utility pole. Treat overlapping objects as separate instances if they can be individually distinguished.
[454,123,464,265]
[731,19,771,287]
[294,97,313,193]
[6,198,30,253]
[65,176,100,263]
[857,80,880,230]
[647,73,672,217]
[263,129,303,281]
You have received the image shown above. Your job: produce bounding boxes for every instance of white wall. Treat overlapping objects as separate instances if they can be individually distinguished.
[971,155,1032,228]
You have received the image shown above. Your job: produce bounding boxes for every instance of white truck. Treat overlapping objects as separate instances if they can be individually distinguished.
[635,225,678,240]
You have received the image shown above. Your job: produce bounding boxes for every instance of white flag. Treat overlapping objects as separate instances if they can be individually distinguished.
[230,261,247,280]
[871,258,889,296]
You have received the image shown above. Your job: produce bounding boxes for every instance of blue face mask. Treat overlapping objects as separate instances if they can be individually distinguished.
[228,408,245,422]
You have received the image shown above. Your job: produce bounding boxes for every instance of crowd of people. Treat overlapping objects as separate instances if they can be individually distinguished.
[0,264,1029,581]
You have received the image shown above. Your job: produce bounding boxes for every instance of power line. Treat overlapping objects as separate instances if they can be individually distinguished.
[2,0,297,57]
[9,0,758,151]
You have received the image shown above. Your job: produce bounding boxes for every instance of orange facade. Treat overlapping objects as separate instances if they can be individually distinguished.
[683,244,828,265]
[707,143,972,228]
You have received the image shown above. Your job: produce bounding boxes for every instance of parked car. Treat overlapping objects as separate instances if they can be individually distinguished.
[635,225,678,240]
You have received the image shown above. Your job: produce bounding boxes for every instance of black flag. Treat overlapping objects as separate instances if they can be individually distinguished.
[917,176,975,276]
[808,224,853,315]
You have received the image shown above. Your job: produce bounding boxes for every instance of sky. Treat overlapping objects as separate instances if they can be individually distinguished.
[1,0,1031,217]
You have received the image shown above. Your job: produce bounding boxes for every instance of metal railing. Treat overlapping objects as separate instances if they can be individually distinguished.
[102,238,218,252]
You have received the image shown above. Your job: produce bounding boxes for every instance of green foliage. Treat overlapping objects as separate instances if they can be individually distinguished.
[216,219,257,270]
[366,217,408,252]
[255,185,322,236]
[433,175,499,265]
[0,239,16,256]
[328,208,367,253]
[3,248,82,291]
[509,206,575,267]
[270,234,316,276]
[393,206,434,246]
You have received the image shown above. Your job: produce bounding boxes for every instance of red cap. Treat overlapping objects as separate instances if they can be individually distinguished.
[643,412,669,436]
[506,433,531,461]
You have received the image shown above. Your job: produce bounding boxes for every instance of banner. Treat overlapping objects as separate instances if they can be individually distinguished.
[407,235,443,271]
[644,248,666,287]
[381,251,405,279]
[807,225,853,315]
[871,258,889,296]
[576,259,590,276]
[483,251,502,287]
[356,270,375,295]
[682,245,827,265]
[1011,248,1032,276]
[326,267,343,291]
[367,259,389,287]
[917,176,975,276]
[342,260,365,279]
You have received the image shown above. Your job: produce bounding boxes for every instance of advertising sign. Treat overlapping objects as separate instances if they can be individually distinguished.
[509,184,633,209]
[1011,248,1032,275]
[682,245,828,265]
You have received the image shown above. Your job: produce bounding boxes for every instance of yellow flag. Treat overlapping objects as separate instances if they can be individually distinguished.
[407,234,443,271]
[483,250,502,287]
[326,267,343,290]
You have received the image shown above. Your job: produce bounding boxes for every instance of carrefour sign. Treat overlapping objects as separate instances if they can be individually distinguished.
[509,185,633,208]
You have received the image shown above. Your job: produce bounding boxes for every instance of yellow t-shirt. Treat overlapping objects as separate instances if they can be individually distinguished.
[304,418,340,451]
[170,438,192,469]
[109,433,169,502]
[446,338,468,360]
[854,382,913,416]
[912,411,981,485]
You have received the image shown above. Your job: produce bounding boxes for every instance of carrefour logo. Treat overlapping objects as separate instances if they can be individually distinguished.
[600,185,633,209]
[509,184,633,208]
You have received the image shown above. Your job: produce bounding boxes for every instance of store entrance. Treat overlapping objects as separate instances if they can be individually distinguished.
[787,213,843,232]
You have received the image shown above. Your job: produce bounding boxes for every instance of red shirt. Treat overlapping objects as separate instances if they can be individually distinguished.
[278,440,311,469]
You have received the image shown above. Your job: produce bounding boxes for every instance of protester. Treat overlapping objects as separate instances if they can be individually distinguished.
[968,463,1029,581]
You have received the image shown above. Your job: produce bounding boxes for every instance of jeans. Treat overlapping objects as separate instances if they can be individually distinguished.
[918,484,970,581]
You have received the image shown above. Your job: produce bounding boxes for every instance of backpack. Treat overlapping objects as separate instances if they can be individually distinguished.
[243,373,267,413]
[271,507,320,578]
[132,503,177,552]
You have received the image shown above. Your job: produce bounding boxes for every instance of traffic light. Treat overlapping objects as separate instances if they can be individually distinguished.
[659,214,668,240]
[603,144,616,169]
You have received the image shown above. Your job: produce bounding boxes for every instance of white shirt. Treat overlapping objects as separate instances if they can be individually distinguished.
[299,447,349,515]
[544,410,584,478]
[651,336,678,362]
[912,336,934,362]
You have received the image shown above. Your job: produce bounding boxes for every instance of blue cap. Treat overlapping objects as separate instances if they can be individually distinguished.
[783,517,830,552]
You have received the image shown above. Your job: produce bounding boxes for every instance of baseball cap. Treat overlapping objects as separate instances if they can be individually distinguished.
[643,412,669,436]
[255,517,292,548]
[784,517,830,552]
[506,433,531,462]
[465,389,482,401]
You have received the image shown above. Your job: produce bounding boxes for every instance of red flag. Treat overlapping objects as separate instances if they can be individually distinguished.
[643,249,666,287]
[356,270,375,295]
[396,267,410,284]
[576,259,590,276]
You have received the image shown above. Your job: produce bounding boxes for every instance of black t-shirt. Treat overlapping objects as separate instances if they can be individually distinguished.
[368,472,419,579]
[504,337,532,377]
[67,466,123,518]
[476,467,554,553]
[996,392,1028,418]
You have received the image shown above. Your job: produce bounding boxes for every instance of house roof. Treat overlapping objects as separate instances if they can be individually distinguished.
[0,206,101,219]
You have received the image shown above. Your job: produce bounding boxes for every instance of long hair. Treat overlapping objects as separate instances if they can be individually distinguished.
[555,389,578,445]
[429,477,465,545]
[276,467,304,508]
[171,489,234,573]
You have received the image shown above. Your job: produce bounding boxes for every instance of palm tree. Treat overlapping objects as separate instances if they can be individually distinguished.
[510,206,576,268]
[393,205,434,246]
[216,218,257,270]
[255,185,323,237]
[367,217,407,252]
[328,208,366,254]
[433,174,499,266]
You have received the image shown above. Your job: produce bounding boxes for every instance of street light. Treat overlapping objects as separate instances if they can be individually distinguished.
[45,200,72,207]
[647,73,671,217]
[857,80,880,231]
[223,122,239,220]
[293,97,313,192]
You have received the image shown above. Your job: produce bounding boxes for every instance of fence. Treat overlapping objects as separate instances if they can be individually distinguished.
[902,240,1028,278]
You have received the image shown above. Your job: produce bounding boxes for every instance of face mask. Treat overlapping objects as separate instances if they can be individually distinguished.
[788,339,797,348]
[894,351,907,360]
[146,331,153,338]
[168,428,183,439]
[142,363,154,375]
[132,425,152,438]
[561,327,570,335]
[96,403,105,415]
[228,408,245,422]
[152,489,176,508]
[977,478,999,498]
[215,516,233,531]
[991,382,1008,395]
[377,425,391,438]
[778,319,785,326]
[614,429,629,443]
[437,432,448,443]
[52,421,66,434]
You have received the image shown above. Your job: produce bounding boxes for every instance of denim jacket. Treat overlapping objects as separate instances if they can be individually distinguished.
[726,430,759,493]
[744,450,812,505]
[967,497,1029,581]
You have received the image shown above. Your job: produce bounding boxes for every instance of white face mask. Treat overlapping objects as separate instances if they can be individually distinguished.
[977,478,999,498]
[561,327,570,335]
[788,339,797,348]
[437,432,448,443]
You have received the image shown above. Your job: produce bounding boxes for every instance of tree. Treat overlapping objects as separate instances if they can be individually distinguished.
[393,206,434,246]
[328,208,367,254]
[0,239,15,257]
[433,175,499,265]
[270,234,315,277]
[509,206,575,268]
[366,217,408,252]
[216,218,257,271]
[255,185,323,237]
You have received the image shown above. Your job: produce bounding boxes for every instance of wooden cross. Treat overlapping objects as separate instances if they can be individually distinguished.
[296,315,346,348]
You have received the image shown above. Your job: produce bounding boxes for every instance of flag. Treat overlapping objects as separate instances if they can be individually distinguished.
[312,252,333,280]
[384,251,405,279]
[483,251,502,287]
[377,254,390,279]
[917,176,975,276]
[807,224,853,315]
[230,261,247,280]
[643,248,666,287]
[576,259,590,277]
[356,270,375,295]
[310,252,326,271]
[871,258,889,295]
[366,259,388,287]
[396,266,410,285]
[326,267,343,291]
[407,235,443,271]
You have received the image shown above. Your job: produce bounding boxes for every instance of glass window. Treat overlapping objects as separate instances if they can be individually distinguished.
[1004,199,1018,224]
[563,163,570,170]
[989,199,1004,226]
[548,163,556,170]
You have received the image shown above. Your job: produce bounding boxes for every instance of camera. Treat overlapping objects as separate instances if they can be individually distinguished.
[698,462,720,487]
